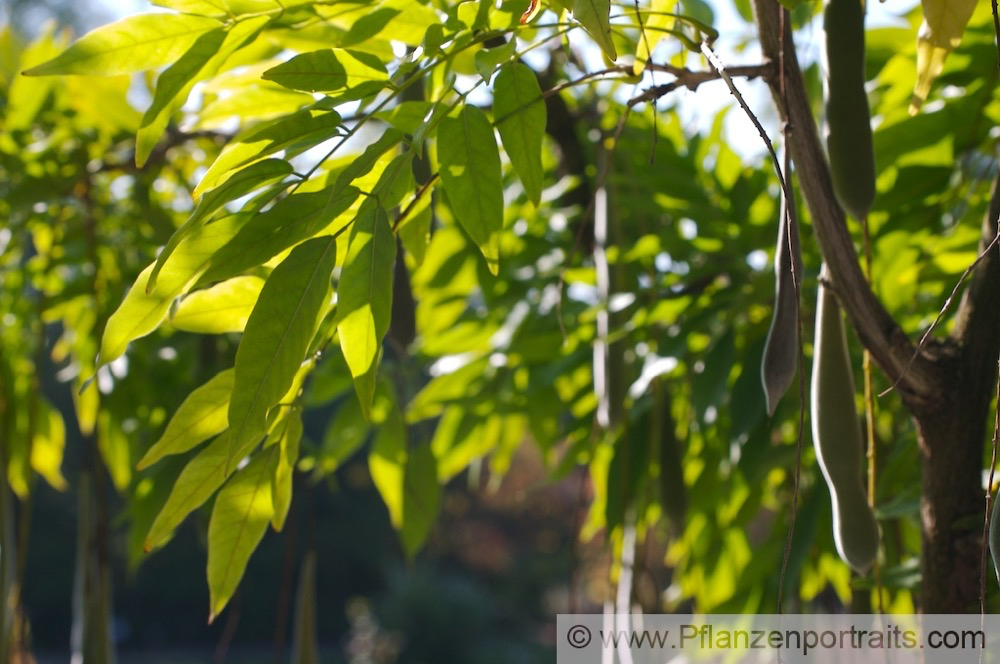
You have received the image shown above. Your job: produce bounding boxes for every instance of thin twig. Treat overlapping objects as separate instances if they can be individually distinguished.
[627,62,774,108]
[392,172,439,232]
[878,230,1000,398]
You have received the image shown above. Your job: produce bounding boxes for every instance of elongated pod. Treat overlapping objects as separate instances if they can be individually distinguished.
[824,0,876,220]
[810,269,878,573]
[761,191,803,416]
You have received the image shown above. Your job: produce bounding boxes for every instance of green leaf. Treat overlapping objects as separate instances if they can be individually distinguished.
[152,0,228,16]
[22,14,222,76]
[398,194,432,266]
[196,86,313,129]
[97,411,132,492]
[207,446,278,622]
[572,0,616,61]
[473,39,516,81]
[136,16,270,167]
[336,204,396,420]
[318,396,371,473]
[401,442,440,557]
[98,213,246,367]
[199,186,359,286]
[148,158,293,293]
[438,106,504,274]
[329,128,405,197]
[493,63,546,206]
[911,0,977,113]
[145,433,232,552]
[137,369,235,471]
[228,236,336,467]
[271,410,302,531]
[262,49,388,95]
[634,0,673,74]
[170,276,265,334]
[31,399,67,491]
[194,108,343,198]
[369,385,407,529]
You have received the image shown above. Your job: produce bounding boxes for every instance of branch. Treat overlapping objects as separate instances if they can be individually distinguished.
[952,170,1000,374]
[751,0,940,404]
[627,62,774,107]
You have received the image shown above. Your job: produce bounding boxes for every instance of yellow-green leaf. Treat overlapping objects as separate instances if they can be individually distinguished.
[271,411,302,531]
[198,186,359,286]
[171,276,265,334]
[262,49,388,96]
[145,433,235,551]
[369,385,407,528]
[148,158,293,293]
[23,14,222,77]
[634,0,672,74]
[98,213,247,367]
[438,106,503,274]
[228,237,335,466]
[136,16,270,167]
[207,447,278,622]
[137,369,235,471]
[336,204,396,420]
[572,0,616,61]
[401,442,440,557]
[194,108,342,199]
[31,399,67,491]
[493,62,546,207]
[911,0,977,114]
[98,411,132,492]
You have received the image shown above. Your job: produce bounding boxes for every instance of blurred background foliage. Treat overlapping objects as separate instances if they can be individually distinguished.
[0,0,999,661]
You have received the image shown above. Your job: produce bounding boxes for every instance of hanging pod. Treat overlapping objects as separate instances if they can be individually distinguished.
[810,270,879,573]
[823,0,876,220]
[761,188,803,416]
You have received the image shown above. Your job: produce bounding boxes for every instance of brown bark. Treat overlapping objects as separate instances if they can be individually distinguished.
[751,0,1000,612]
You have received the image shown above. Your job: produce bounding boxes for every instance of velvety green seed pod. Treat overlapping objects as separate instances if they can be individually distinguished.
[761,193,803,416]
[810,270,879,573]
[824,0,876,220]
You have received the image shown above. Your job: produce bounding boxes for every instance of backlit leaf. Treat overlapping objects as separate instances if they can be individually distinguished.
[228,237,335,467]
[493,62,546,206]
[23,14,222,76]
[31,399,67,491]
[98,411,132,492]
[271,411,302,531]
[145,433,232,551]
[198,186,359,286]
[336,204,396,419]
[136,16,270,167]
[262,49,388,96]
[207,446,278,622]
[195,108,343,198]
[98,213,247,366]
[911,0,977,113]
[171,276,265,334]
[148,158,294,293]
[572,0,616,61]
[438,106,503,274]
[137,369,235,470]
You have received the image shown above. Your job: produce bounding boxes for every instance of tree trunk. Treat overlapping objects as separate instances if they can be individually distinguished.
[910,358,988,612]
